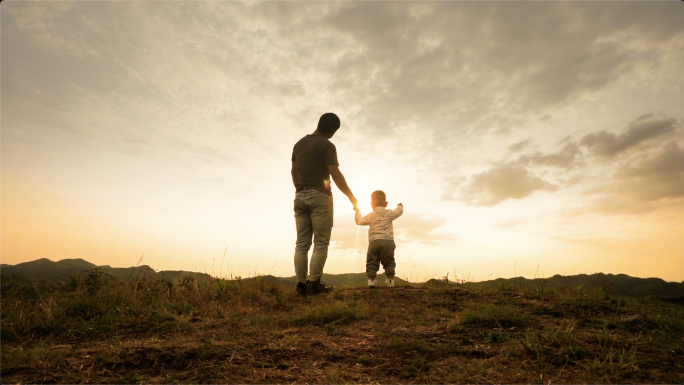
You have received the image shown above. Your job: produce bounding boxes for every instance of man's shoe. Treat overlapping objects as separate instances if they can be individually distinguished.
[386,278,395,288]
[307,279,333,294]
[296,281,308,296]
[368,278,377,288]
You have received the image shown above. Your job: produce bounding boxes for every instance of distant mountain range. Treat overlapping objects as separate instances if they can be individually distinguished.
[0,258,212,284]
[2,258,683,298]
[458,274,684,298]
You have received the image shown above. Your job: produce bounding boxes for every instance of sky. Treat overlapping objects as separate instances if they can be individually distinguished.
[2,1,683,282]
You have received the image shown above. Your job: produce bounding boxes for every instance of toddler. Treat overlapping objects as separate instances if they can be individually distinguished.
[354,190,403,288]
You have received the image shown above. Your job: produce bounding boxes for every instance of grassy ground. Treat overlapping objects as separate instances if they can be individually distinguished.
[1,271,683,384]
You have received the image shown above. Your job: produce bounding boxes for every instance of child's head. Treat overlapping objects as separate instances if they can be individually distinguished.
[371,190,388,209]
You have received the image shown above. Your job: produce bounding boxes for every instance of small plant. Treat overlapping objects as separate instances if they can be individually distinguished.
[122,372,144,384]
[481,330,508,343]
[179,276,197,291]
[520,331,543,360]
[84,268,105,294]
[391,337,435,355]
[399,356,433,378]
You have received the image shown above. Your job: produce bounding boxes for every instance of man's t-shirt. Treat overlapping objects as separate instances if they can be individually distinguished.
[291,135,339,195]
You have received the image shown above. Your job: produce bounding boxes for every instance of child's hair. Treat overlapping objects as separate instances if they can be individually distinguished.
[372,190,387,204]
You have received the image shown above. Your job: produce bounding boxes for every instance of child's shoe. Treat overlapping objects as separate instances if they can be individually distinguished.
[386,278,395,288]
[368,278,377,288]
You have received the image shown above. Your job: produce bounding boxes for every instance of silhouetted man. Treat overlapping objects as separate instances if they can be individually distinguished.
[291,113,357,295]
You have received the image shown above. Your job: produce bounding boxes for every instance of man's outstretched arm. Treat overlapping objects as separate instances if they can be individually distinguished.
[327,165,357,208]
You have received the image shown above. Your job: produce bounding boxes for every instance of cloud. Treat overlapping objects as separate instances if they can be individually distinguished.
[395,213,459,244]
[320,2,684,137]
[507,139,532,153]
[331,212,456,250]
[580,114,679,158]
[516,142,582,170]
[443,143,575,206]
[158,0,684,154]
[565,113,684,214]
[453,163,556,206]
[6,1,683,162]
[611,141,684,203]
[574,123,684,214]
[442,110,683,208]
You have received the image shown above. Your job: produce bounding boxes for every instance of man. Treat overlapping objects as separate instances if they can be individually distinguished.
[291,112,357,296]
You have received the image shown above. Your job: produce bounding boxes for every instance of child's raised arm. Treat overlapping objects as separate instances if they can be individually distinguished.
[388,203,403,220]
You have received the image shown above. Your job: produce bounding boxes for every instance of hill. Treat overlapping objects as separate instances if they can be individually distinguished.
[2,258,683,297]
[462,273,684,298]
[1,275,682,383]
[0,259,410,287]
[1,258,98,283]
[0,258,212,284]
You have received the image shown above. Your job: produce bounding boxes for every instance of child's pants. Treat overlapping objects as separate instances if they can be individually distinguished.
[366,239,396,279]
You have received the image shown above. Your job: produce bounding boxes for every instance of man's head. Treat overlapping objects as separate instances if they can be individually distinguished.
[315,112,340,138]
[371,190,388,209]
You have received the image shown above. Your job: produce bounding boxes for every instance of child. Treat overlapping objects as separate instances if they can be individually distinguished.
[354,190,403,288]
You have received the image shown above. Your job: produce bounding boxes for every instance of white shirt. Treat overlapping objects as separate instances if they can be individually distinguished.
[355,205,404,242]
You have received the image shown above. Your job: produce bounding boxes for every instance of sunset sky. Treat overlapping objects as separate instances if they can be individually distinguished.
[2,1,683,282]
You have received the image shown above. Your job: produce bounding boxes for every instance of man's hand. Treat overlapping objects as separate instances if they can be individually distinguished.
[350,196,358,210]
[398,203,403,206]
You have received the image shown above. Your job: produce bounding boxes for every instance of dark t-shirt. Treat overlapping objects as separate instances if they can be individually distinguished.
[291,135,339,195]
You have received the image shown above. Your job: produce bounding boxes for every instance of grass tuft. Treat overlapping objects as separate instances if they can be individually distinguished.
[462,303,531,328]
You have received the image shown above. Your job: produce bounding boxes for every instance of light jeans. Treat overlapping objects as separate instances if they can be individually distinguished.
[293,190,333,283]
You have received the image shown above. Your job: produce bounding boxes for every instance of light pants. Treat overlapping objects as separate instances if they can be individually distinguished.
[293,190,333,283]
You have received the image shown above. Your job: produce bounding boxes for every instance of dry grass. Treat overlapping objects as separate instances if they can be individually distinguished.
[1,271,683,384]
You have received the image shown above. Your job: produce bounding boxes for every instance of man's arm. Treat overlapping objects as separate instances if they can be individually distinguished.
[328,165,357,208]
[291,161,298,188]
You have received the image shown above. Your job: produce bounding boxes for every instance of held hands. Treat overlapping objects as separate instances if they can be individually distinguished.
[349,195,359,211]
[398,203,403,206]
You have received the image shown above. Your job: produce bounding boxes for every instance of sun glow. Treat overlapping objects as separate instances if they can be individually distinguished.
[348,181,374,212]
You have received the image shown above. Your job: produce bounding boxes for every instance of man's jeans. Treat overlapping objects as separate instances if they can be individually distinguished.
[294,190,333,283]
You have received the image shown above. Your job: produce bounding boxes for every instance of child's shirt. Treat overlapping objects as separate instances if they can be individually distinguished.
[355,205,404,242]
